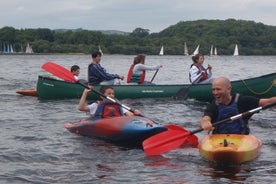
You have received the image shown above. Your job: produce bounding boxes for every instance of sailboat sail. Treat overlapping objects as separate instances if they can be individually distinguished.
[192,45,200,56]
[210,45,214,56]
[159,45,164,55]
[214,47,217,56]
[25,43,33,54]
[184,42,189,56]
[233,44,239,56]
[98,45,103,55]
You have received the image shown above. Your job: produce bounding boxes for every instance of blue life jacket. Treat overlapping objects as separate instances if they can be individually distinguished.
[93,100,124,121]
[213,94,248,134]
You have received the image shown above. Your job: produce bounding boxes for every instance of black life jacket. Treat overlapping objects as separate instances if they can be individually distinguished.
[213,94,249,134]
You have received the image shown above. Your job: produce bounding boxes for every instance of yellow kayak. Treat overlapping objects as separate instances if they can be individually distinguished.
[198,134,262,164]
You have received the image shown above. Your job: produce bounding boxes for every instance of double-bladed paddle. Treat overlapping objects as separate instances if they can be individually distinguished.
[41,62,199,147]
[143,101,276,155]
[41,61,140,114]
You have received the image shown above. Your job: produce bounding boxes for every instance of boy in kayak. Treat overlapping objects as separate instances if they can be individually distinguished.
[78,85,141,120]
[200,77,276,134]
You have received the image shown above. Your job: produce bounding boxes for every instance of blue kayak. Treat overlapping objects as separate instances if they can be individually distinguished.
[64,116,167,146]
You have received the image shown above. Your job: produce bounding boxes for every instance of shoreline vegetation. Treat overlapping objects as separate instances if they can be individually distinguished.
[0,19,275,55]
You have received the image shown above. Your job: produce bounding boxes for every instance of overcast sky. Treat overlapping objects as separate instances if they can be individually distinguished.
[1,0,275,33]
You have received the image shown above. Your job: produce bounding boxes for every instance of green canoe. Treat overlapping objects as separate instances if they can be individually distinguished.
[36,73,276,101]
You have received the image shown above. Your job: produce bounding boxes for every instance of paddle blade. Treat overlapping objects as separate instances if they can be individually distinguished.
[42,62,77,82]
[143,125,198,156]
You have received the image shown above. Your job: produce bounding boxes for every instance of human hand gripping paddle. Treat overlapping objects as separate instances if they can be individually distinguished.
[41,62,139,113]
[41,62,199,148]
[142,101,276,156]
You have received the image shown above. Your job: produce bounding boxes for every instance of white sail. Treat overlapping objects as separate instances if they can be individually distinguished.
[159,45,164,55]
[233,44,239,56]
[98,45,103,55]
[214,47,217,56]
[210,45,214,56]
[184,42,189,55]
[192,45,200,56]
[25,43,33,54]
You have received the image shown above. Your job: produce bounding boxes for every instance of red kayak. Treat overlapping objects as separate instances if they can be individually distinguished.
[65,116,168,146]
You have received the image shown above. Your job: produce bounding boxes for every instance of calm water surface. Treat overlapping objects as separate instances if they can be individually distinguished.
[0,55,275,183]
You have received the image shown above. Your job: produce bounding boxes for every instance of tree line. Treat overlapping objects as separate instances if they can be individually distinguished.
[0,19,275,55]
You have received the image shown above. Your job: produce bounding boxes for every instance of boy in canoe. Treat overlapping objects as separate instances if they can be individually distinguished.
[200,77,276,134]
[78,85,141,120]
[88,51,124,85]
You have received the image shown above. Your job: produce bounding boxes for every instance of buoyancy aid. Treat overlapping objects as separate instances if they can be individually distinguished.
[199,66,208,82]
[127,64,145,84]
[189,65,208,83]
[213,94,248,134]
[93,100,124,120]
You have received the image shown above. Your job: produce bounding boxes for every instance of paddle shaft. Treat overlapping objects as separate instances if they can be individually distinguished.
[190,101,276,135]
[142,101,276,155]
[42,62,141,114]
[150,69,159,83]
[174,73,202,99]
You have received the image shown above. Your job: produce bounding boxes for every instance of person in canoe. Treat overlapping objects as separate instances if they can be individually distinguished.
[200,77,276,134]
[189,53,214,84]
[127,54,163,85]
[88,51,124,85]
[78,85,141,120]
[70,65,80,81]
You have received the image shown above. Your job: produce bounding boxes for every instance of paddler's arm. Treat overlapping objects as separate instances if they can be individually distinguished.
[200,115,215,131]
[125,109,141,116]
[78,86,93,112]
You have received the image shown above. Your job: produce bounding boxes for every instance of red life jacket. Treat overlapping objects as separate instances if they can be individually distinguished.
[127,64,146,84]
[93,100,124,120]
[198,66,208,82]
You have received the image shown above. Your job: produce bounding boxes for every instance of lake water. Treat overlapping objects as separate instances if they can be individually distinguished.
[0,54,275,183]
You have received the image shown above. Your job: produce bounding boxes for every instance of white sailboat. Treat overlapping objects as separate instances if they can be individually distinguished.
[98,45,103,55]
[214,47,217,56]
[184,42,189,56]
[159,45,164,55]
[233,44,239,56]
[192,45,200,56]
[210,45,214,56]
[25,43,33,54]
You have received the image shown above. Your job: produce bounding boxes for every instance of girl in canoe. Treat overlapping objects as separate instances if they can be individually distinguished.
[200,77,276,134]
[127,54,163,85]
[78,85,141,120]
[189,53,214,84]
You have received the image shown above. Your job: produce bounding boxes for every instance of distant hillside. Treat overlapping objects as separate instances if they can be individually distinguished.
[153,19,276,55]
[1,19,275,55]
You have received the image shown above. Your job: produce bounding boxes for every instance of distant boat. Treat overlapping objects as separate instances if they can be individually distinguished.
[184,42,189,56]
[98,45,103,55]
[209,45,217,56]
[214,47,217,56]
[210,45,214,56]
[192,45,200,56]
[25,43,33,54]
[233,44,239,56]
[159,45,164,55]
